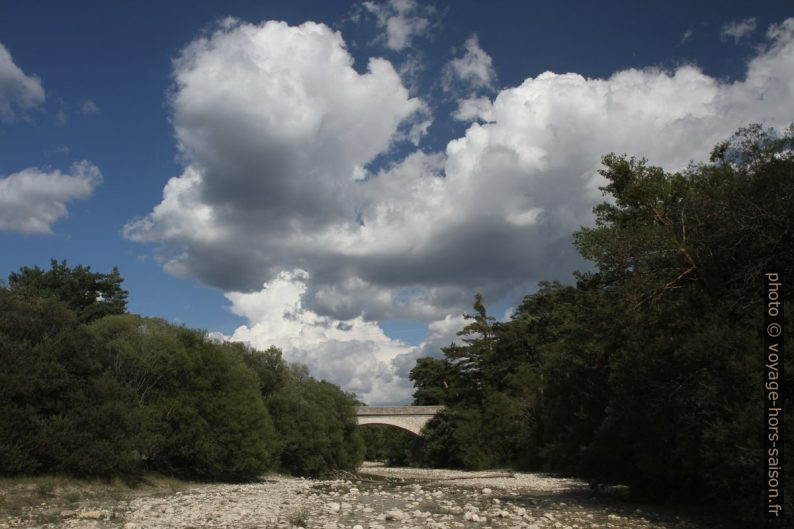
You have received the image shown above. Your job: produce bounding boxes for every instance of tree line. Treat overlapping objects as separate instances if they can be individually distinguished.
[401,125,793,525]
[1,124,790,524]
[0,260,364,481]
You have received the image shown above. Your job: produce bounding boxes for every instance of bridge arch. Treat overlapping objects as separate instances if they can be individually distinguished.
[355,406,444,435]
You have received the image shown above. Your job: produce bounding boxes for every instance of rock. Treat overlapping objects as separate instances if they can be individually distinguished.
[353,526,364,529]
[327,502,341,513]
[78,511,104,520]
[384,509,406,521]
[481,487,492,495]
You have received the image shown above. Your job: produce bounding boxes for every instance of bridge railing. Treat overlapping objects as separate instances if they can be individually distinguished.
[355,405,444,416]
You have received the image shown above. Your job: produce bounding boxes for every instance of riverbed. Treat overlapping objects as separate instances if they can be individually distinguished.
[0,464,737,529]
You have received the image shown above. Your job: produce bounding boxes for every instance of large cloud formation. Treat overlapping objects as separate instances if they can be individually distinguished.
[0,42,44,121]
[0,161,102,235]
[127,18,794,403]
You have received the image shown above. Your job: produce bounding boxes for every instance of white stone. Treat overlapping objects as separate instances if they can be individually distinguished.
[385,509,406,521]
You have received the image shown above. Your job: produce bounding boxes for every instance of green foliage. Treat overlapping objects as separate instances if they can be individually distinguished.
[441,293,495,402]
[410,357,460,405]
[8,259,127,323]
[416,410,465,469]
[265,365,364,476]
[1,261,365,482]
[88,315,278,480]
[0,290,142,476]
[358,424,420,466]
[239,344,289,399]
[409,124,793,524]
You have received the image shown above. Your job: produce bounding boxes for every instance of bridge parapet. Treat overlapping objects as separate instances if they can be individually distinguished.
[355,405,444,435]
[356,406,443,416]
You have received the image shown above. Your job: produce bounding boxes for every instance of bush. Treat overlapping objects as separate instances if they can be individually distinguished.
[88,315,278,480]
[265,365,363,476]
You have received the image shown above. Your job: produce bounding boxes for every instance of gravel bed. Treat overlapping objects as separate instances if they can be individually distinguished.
[357,463,588,494]
[0,466,736,529]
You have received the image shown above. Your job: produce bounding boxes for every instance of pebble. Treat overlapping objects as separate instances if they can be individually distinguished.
[0,464,718,529]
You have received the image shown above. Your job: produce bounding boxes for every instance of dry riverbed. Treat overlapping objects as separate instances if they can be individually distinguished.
[0,464,737,529]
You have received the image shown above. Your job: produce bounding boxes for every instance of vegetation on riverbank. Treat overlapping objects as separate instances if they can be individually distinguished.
[1,124,790,527]
[0,262,363,481]
[401,125,793,525]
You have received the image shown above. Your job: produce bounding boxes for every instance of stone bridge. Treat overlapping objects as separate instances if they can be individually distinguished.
[355,406,444,435]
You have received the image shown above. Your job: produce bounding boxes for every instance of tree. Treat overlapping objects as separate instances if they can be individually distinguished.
[409,357,458,405]
[239,345,288,399]
[441,293,496,401]
[0,289,143,476]
[266,365,364,476]
[406,124,793,525]
[8,259,127,322]
[88,317,278,480]
[573,124,793,521]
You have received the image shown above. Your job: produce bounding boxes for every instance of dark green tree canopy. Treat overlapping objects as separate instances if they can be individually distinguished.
[407,124,793,525]
[1,262,361,481]
[8,259,128,323]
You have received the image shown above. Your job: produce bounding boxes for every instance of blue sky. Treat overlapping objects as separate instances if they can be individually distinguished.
[1,1,793,403]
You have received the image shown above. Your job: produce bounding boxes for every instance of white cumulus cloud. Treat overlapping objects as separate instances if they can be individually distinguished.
[128,17,794,404]
[226,269,431,404]
[0,161,102,234]
[0,42,44,121]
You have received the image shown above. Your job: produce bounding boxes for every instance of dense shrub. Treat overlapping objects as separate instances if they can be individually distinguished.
[264,364,364,476]
[0,264,363,481]
[0,291,142,476]
[88,315,278,480]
